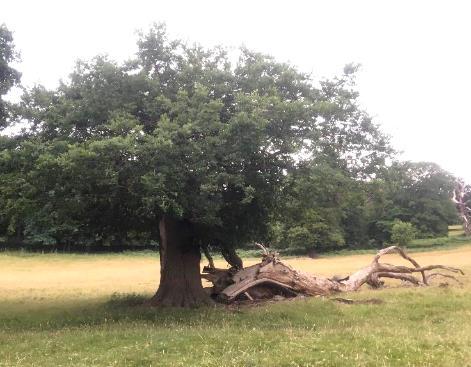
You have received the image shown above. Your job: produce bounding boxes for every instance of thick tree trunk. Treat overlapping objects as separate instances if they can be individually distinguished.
[150,216,212,307]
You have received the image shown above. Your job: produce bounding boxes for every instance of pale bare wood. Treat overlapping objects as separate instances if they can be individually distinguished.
[203,245,464,303]
[453,180,471,236]
[373,272,421,285]
[244,292,254,301]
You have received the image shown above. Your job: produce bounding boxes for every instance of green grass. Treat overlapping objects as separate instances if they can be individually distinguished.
[1,286,471,367]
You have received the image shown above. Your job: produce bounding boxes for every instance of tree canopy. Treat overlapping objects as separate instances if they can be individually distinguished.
[1,24,393,249]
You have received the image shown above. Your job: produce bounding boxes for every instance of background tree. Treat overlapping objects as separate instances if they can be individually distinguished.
[366,161,457,244]
[268,160,459,252]
[268,161,367,253]
[0,24,21,128]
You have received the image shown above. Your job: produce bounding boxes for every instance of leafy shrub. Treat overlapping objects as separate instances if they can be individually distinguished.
[391,220,417,247]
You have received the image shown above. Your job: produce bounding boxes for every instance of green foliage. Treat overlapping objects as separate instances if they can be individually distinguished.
[269,162,352,251]
[0,24,393,252]
[0,24,21,127]
[391,220,417,246]
[367,162,458,244]
[268,160,458,252]
[0,24,459,254]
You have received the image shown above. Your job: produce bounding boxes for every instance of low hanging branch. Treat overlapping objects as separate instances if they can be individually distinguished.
[452,180,471,236]
[202,245,464,303]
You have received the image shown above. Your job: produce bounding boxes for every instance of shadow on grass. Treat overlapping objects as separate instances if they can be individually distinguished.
[0,291,354,334]
[105,292,149,307]
[0,294,220,332]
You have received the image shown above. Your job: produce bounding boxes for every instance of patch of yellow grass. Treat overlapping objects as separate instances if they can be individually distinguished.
[0,255,159,301]
[1,245,471,303]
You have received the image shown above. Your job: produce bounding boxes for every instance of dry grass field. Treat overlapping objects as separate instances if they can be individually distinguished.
[1,242,471,366]
[2,245,471,303]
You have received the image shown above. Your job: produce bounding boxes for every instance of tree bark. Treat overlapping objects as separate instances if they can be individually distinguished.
[221,245,243,270]
[150,216,212,307]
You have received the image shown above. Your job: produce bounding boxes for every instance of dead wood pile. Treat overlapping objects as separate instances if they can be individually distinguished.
[202,245,464,304]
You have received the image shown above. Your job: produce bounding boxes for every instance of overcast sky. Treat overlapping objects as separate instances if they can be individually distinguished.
[2,0,470,182]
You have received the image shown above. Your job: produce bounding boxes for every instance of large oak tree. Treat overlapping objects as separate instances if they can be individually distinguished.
[1,25,392,306]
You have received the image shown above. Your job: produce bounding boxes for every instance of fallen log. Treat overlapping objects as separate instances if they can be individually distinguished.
[202,245,464,303]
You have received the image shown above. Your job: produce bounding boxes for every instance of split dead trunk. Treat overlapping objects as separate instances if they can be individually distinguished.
[150,216,212,307]
[203,246,464,303]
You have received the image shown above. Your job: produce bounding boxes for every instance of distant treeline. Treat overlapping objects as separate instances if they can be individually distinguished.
[0,242,157,253]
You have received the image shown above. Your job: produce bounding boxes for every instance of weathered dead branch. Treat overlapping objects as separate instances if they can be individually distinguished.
[453,180,471,236]
[202,245,464,303]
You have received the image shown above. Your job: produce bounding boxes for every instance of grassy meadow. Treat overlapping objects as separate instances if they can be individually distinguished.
[1,240,471,366]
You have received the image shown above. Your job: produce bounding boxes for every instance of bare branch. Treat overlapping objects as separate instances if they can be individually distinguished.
[373,246,427,283]
[375,272,421,285]
[412,265,464,275]
[452,190,459,204]
[452,179,471,236]
[254,242,269,256]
